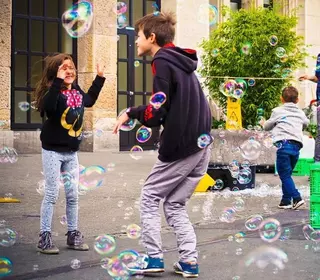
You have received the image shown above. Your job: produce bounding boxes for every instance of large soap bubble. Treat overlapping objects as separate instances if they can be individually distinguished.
[242,246,288,270]
[240,138,261,161]
[62,1,93,38]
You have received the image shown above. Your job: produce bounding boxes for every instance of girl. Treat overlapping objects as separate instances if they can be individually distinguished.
[34,53,105,254]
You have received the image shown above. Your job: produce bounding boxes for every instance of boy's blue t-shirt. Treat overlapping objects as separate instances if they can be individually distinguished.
[316,53,320,101]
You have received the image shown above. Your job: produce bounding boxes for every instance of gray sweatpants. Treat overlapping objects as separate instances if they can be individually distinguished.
[40,148,79,232]
[315,105,320,162]
[140,145,212,262]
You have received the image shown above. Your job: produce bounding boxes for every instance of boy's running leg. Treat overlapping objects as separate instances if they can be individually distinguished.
[38,149,62,254]
[139,146,211,274]
[164,147,211,278]
[289,149,305,209]
[276,147,294,209]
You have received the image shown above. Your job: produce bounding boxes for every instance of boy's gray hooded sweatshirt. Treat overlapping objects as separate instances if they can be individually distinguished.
[263,103,310,145]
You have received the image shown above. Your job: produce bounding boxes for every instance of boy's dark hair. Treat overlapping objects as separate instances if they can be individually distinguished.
[282,86,299,103]
[135,12,176,47]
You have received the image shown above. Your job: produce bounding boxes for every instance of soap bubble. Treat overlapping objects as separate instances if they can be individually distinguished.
[0,228,17,247]
[71,259,81,269]
[213,179,224,190]
[0,257,12,277]
[245,215,263,231]
[220,80,237,97]
[130,145,143,160]
[228,160,240,178]
[241,43,252,55]
[117,14,127,29]
[218,130,226,138]
[259,218,282,243]
[235,232,246,243]
[18,101,30,111]
[118,108,137,131]
[79,165,106,191]
[62,1,93,38]
[94,234,116,255]
[59,215,67,225]
[136,126,152,143]
[134,61,140,67]
[0,147,18,163]
[236,248,243,256]
[101,257,111,269]
[220,207,237,223]
[212,48,219,57]
[113,2,127,15]
[241,160,250,169]
[275,47,286,58]
[197,134,212,149]
[232,198,245,211]
[118,249,140,272]
[279,228,291,241]
[248,78,256,86]
[302,224,316,240]
[269,35,278,46]
[237,168,252,184]
[263,136,274,148]
[150,92,166,109]
[126,224,141,239]
[106,256,130,278]
[240,138,261,161]
[242,246,288,270]
[197,4,218,26]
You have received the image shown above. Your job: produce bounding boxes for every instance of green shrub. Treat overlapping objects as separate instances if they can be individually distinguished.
[200,4,308,127]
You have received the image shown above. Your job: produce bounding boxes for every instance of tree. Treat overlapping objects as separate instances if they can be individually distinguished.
[199,4,308,127]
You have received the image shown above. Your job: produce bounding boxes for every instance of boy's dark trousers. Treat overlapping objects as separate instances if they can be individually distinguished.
[276,141,302,204]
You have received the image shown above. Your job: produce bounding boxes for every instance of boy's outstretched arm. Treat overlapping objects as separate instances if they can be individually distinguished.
[263,110,278,131]
[302,113,310,129]
[113,59,170,134]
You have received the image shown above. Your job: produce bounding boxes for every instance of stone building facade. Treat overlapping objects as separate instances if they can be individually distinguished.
[0,0,319,153]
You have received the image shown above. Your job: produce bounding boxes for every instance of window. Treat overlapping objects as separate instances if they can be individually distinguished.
[11,0,77,129]
[117,0,161,115]
[230,0,241,11]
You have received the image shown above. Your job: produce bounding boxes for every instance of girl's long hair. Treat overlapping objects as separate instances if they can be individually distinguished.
[33,53,75,113]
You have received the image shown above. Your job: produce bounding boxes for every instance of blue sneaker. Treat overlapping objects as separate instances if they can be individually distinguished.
[173,261,199,278]
[130,257,164,275]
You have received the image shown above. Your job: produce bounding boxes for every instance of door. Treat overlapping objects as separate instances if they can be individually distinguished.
[117,0,161,152]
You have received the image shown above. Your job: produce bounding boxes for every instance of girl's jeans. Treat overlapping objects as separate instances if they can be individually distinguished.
[40,148,79,232]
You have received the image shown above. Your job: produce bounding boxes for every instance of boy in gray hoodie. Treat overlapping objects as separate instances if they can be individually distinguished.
[263,86,309,209]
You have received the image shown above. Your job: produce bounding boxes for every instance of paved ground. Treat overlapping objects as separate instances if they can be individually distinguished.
[0,151,319,280]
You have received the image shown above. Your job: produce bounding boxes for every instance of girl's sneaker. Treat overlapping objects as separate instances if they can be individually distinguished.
[174,261,199,278]
[66,230,89,251]
[37,231,59,254]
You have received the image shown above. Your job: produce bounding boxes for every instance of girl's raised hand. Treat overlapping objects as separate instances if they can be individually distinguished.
[57,64,68,80]
[97,63,105,77]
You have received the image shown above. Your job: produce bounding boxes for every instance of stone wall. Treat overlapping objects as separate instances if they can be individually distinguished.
[0,0,12,148]
[78,0,118,152]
